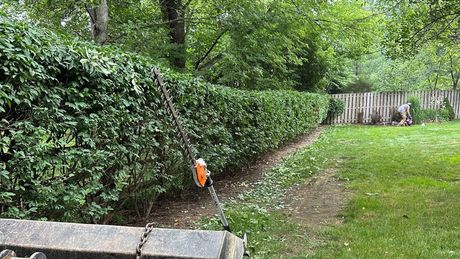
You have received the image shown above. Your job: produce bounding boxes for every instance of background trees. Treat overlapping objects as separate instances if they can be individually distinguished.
[2,0,380,91]
[350,0,460,92]
[1,0,458,92]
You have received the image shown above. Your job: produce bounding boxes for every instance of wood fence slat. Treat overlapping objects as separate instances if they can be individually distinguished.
[363,93,369,123]
[382,92,387,121]
[447,91,457,120]
[354,93,356,123]
[455,90,460,118]
[387,92,392,122]
[372,92,376,122]
[336,94,340,124]
[425,90,429,109]
[453,90,457,118]
[390,92,395,121]
[388,92,391,120]
[457,90,460,118]
[351,93,355,124]
[434,90,437,107]
[370,92,373,121]
[343,95,350,123]
[339,94,344,124]
[360,93,363,123]
[355,93,360,123]
[371,92,374,123]
[375,92,380,122]
[421,90,424,109]
[452,90,460,119]
[349,93,353,123]
[427,90,431,109]
[357,92,362,123]
[364,93,368,123]
[352,93,356,124]
[360,93,364,123]
[426,90,430,109]
[368,92,372,123]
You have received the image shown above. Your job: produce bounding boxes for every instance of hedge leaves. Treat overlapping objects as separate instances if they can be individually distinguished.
[0,17,329,222]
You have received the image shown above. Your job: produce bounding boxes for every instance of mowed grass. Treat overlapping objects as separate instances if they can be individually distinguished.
[203,120,460,258]
[314,121,460,258]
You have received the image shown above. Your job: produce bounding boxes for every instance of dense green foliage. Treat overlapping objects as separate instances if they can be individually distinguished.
[409,96,454,124]
[408,96,423,124]
[418,109,449,123]
[2,0,380,91]
[326,98,345,118]
[329,1,460,93]
[0,18,329,222]
[347,46,459,92]
[381,0,460,57]
[443,97,456,121]
[3,1,458,93]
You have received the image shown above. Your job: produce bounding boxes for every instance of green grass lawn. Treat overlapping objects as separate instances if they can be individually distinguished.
[202,120,460,258]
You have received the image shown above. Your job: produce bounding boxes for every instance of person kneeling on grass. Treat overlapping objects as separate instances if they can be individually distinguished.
[398,102,411,126]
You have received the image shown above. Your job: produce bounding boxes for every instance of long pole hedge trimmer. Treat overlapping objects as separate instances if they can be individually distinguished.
[136,69,248,259]
[151,68,230,231]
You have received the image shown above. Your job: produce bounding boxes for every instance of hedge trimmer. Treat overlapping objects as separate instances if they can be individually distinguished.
[136,69,250,259]
[152,68,230,231]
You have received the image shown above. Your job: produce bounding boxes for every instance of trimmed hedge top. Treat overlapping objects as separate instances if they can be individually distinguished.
[0,16,329,223]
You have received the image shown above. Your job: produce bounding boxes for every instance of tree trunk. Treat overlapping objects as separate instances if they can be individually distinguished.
[449,55,459,90]
[433,73,439,90]
[86,0,109,44]
[159,0,186,69]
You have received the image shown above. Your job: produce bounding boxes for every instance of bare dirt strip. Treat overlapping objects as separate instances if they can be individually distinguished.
[141,126,336,229]
[283,167,351,228]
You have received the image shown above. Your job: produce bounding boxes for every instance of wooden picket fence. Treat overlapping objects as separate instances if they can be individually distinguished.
[324,90,460,124]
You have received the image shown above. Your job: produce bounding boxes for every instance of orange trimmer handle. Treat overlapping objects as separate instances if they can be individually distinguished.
[194,159,208,187]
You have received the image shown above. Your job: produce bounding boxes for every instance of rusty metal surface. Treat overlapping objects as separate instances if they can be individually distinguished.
[0,219,244,259]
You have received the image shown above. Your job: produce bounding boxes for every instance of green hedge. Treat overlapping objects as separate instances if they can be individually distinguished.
[0,17,329,222]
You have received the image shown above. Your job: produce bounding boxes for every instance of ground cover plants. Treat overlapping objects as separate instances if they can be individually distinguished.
[202,121,460,258]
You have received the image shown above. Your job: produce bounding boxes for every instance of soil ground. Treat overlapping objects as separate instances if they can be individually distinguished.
[283,167,351,228]
[141,126,332,229]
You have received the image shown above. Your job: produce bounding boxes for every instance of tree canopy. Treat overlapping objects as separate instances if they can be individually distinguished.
[1,0,458,92]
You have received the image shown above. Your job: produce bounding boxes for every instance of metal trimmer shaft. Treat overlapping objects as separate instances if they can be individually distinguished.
[151,68,230,232]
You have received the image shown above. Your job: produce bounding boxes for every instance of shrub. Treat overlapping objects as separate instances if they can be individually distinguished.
[0,17,329,222]
[420,109,450,122]
[407,96,453,123]
[370,111,381,124]
[408,96,422,124]
[442,97,455,121]
[326,98,345,118]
